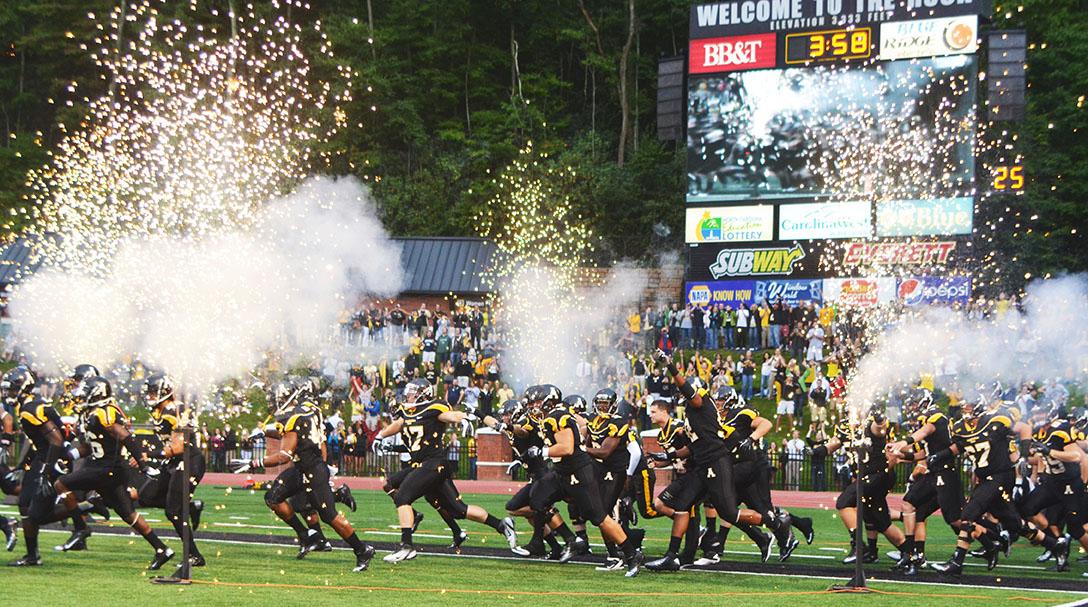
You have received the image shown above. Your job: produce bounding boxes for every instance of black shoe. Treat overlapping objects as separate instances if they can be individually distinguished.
[353,544,376,572]
[524,539,546,557]
[9,554,41,567]
[148,548,176,571]
[189,553,206,567]
[779,533,800,562]
[190,500,204,529]
[862,548,878,564]
[795,516,815,545]
[984,548,999,571]
[297,538,320,559]
[559,537,588,564]
[1036,549,1053,563]
[448,530,468,551]
[900,562,919,576]
[624,549,644,578]
[335,484,357,512]
[999,529,1012,558]
[645,552,681,572]
[546,544,563,561]
[411,511,424,533]
[968,547,989,558]
[2,520,16,552]
[1053,537,1070,572]
[931,558,963,577]
[316,539,334,552]
[754,530,773,563]
[87,495,111,521]
[55,529,91,552]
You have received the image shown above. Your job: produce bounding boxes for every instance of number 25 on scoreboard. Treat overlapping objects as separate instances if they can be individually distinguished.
[993,165,1025,191]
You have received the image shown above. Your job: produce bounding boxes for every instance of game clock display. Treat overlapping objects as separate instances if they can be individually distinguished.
[785,27,873,64]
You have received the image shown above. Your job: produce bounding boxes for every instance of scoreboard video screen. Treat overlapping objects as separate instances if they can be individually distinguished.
[685,0,989,205]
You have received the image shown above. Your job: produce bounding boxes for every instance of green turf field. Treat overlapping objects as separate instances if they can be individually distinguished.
[2,485,1086,607]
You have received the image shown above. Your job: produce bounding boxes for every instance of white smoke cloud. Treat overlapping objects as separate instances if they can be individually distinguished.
[847,275,1088,411]
[10,176,402,390]
[496,263,647,395]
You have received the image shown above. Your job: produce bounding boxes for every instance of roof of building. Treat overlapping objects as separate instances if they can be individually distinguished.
[396,237,496,295]
[0,237,42,288]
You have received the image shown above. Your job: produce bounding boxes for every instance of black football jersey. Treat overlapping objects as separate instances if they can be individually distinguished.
[79,403,128,466]
[657,418,691,475]
[16,397,63,455]
[859,418,889,477]
[276,403,325,469]
[917,409,954,471]
[951,412,1015,479]
[538,406,593,473]
[400,402,451,463]
[586,412,631,471]
[508,417,546,478]
[721,404,759,459]
[1034,419,1078,480]
[683,391,728,465]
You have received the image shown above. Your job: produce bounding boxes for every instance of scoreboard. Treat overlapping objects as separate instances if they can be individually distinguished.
[684,0,993,304]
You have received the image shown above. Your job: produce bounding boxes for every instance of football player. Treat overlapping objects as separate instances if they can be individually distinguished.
[929,393,1071,575]
[887,389,964,574]
[372,378,517,563]
[0,389,17,551]
[252,378,376,572]
[1019,404,1084,569]
[522,384,643,577]
[583,391,645,570]
[53,377,176,570]
[654,351,794,560]
[644,399,704,571]
[131,374,207,568]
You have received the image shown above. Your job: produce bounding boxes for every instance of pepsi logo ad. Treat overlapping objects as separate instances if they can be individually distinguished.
[897,276,971,306]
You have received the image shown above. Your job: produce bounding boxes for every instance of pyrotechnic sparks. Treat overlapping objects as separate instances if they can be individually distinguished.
[18,0,356,273]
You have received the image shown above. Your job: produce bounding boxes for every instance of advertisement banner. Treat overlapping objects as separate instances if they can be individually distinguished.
[778,201,872,240]
[755,279,823,306]
[876,197,974,237]
[897,276,972,306]
[689,33,777,74]
[841,241,957,267]
[686,206,775,243]
[685,280,758,307]
[690,0,991,39]
[879,15,979,61]
[707,243,807,278]
[688,241,832,281]
[823,277,896,308]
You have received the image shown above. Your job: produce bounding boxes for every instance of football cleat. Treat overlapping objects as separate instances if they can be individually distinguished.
[968,547,989,559]
[316,539,334,552]
[3,520,16,552]
[148,548,176,571]
[335,484,357,512]
[191,500,204,528]
[778,533,800,562]
[86,495,111,521]
[383,543,417,563]
[645,552,681,572]
[931,558,963,577]
[1053,537,1070,572]
[500,517,519,551]
[353,545,376,572]
[189,553,206,567]
[546,543,563,561]
[523,539,546,558]
[411,511,424,533]
[449,530,469,551]
[55,529,91,552]
[795,516,815,545]
[595,556,625,572]
[886,550,902,562]
[9,554,42,567]
[693,552,721,566]
[754,530,773,563]
[843,553,857,564]
[297,537,321,559]
[559,536,588,564]
[999,529,1012,558]
[624,549,644,578]
[863,548,879,564]
[1036,549,1053,563]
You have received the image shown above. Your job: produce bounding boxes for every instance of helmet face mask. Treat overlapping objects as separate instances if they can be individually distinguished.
[73,377,112,413]
[402,379,435,409]
[144,374,175,409]
[524,384,562,417]
[592,389,617,416]
[1,367,35,404]
[713,386,738,412]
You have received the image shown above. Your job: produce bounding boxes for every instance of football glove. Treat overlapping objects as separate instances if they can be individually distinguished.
[505,460,523,475]
[371,436,388,455]
[1030,440,1050,456]
[648,452,670,462]
[525,446,542,460]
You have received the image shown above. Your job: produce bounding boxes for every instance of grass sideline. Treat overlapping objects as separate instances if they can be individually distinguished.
[2,484,1088,606]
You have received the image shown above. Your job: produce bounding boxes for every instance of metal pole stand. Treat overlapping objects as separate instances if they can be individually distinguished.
[152,403,194,586]
[830,439,870,593]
